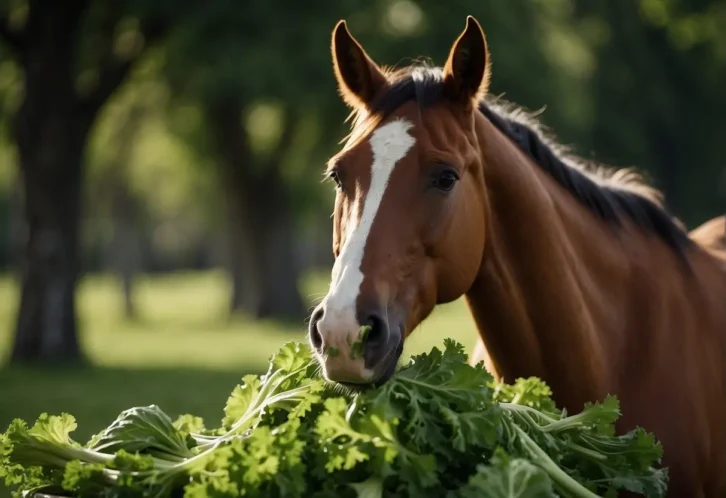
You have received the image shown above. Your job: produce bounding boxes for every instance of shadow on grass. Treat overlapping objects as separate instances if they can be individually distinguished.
[0,365,259,441]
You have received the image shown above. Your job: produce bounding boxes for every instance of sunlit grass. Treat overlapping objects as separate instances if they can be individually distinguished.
[0,268,479,392]
[0,269,479,371]
[0,271,299,371]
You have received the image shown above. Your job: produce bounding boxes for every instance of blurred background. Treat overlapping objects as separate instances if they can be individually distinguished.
[0,0,724,485]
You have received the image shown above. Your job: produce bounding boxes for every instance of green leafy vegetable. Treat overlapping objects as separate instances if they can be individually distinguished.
[458,448,558,498]
[0,340,668,498]
[350,325,372,360]
[87,405,195,460]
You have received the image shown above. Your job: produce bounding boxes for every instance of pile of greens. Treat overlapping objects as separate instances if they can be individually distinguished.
[0,339,668,498]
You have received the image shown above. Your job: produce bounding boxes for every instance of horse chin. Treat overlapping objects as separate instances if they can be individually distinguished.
[372,349,401,385]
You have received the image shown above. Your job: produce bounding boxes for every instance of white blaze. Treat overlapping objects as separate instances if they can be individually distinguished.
[318,118,416,346]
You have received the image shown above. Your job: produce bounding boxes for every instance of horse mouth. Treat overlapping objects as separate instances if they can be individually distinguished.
[336,338,403,391]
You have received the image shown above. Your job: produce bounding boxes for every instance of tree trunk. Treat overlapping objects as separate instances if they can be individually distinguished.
[252,182,306,321]
[7,176,24,271]
[103,105,147,320]
[207,98,306,322]
[4,0,161,363]
[237,173,306,321]
[110,190,142,320]
[11,115,90,363]
[208,100,262,315]
[222,175,261,315]
[8,1,91,364]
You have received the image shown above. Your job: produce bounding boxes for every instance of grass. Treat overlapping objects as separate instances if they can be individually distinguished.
[0,269,479,496]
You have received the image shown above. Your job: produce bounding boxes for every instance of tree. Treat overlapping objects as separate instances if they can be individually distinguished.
[93,100,148,319]
[0,0,167,363]
[203,98,305,319]
[572,0,726,226]
[160,0,362,321]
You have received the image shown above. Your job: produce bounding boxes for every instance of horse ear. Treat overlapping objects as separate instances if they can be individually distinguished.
[331,20,388,109]
[442,16,491,105]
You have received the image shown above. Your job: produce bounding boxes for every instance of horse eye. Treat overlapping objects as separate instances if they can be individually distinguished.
[328,170,342,189]
[433,169,459,192]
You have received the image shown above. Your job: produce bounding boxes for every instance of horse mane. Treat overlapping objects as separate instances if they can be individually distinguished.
[344,64,692,254]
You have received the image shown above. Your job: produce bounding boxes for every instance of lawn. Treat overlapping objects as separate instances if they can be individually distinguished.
[0,270,479,457]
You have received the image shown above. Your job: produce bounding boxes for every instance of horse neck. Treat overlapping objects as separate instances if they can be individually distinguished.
[465,113,633,411]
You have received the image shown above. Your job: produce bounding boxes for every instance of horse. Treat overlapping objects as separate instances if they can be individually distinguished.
[307,15,726,497]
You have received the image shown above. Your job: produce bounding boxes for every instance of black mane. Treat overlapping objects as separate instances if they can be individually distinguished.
[355,65,692,254]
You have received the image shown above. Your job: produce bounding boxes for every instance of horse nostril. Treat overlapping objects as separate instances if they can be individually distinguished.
[308,307,324,351]
[362,313,388,364]
[364,314,386,347]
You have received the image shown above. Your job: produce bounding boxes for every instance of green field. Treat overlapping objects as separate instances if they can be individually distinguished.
[0,270,479,451]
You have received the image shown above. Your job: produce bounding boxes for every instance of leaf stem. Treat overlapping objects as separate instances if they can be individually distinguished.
[510,423,601,498]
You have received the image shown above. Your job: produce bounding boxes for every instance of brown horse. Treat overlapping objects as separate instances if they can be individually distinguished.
[307,16,726,497]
